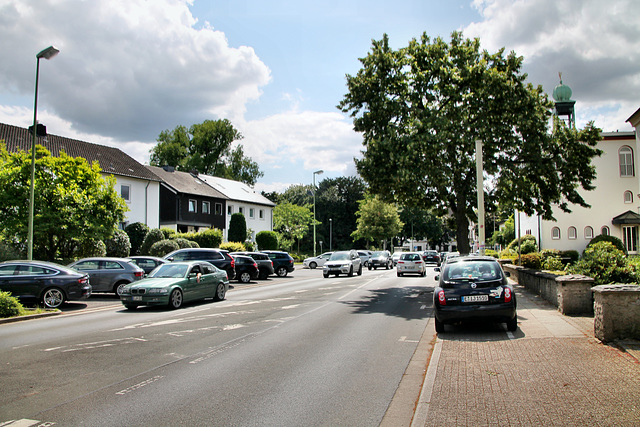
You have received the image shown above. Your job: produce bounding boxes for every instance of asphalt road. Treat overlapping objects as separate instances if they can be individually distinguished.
[0,266,437,426]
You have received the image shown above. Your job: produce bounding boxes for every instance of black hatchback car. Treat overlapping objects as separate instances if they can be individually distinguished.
[232,255,259,283]
[260,251,295,277]
[0,260,92,308]
[230,252,274,279]
[433,256,517,333]
[164,248,236,280]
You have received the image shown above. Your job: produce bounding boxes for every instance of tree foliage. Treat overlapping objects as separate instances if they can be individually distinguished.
[149,119,264,186]
[273,202,314,252]
[256,230,279,250]
[0,144,127,260]
[338,32,602,254]
[398,206,450,249]
[228,213,247,243]
[351,196,403,248]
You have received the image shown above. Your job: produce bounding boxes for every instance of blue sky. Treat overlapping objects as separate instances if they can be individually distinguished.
[0,0,637,193]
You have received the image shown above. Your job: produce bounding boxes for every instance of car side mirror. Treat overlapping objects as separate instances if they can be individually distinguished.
[504,271,511,277]
[188,272,197,279]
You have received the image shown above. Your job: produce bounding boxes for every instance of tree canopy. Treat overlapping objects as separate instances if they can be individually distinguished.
[0,144,127,260]
[351,195,403,249]
[149,119,264,186]
[273,201,314,252]
[339,32,602,254]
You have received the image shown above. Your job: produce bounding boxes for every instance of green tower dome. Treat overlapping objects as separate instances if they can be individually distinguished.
[553,73,573,101]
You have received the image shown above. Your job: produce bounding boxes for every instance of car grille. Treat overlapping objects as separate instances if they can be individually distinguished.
[131,288,146,295]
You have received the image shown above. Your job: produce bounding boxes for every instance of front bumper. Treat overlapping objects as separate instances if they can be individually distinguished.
[324,264,352,274]
[120,294,169,306]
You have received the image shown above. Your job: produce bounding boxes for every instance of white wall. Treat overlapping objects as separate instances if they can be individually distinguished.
[109,175,160,229]
[225,201,273,242]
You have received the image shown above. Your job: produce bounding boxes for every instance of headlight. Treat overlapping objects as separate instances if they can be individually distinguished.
[148,288,168,294]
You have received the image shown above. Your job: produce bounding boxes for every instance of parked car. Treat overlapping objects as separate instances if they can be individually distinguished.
[230,252,274,279]
[303,252,333,269]
[433,256,517,333]
[232,255,259,283]
[323,250,363,278]
[0,260,92,308]
[260,251,295,277]
[368,250,393,270]
[119,261,229,310]
[392,252,402,266]
[422,250,441,266]
[163,248,236,280]
[396,252,426,277]
[68,257,144,295]
[126,256,168,275]
[441,251,460,265]
[357,250,372,267]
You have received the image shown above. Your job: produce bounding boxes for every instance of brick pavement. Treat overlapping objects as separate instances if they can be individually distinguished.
[415,284,640,427]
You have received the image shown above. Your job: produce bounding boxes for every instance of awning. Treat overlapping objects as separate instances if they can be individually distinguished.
[611,210,640,225]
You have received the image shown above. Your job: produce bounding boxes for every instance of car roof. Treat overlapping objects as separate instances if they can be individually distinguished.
[445,255,497,264]
[1,260,81,274]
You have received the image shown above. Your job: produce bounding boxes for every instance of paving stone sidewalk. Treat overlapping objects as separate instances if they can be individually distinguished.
[416,284,640,427]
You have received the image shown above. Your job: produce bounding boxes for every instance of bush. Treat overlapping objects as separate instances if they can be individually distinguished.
[173,238,195,249]
[228,213,247,243]
[585,234,626,255]
[244,241,256,252]
[161,227,177,239]
[0,291,23,318]
[0,241,20,262]
[105,229,131,258]
[484,249,499,258]
[518,253,542,269]
[149,239,180,257]
[560,250,579,265]
[125,222,150,256]
[256,230,278,250]
[220,242,246,252]
[75,239,107,258]
[567,241,639,285]
[178,229,222,248]
[508,234,538,254]
[140,229,165,255]
[498,248,517,260]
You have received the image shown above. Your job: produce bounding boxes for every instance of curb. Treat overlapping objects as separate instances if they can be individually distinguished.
[0,310,62,324]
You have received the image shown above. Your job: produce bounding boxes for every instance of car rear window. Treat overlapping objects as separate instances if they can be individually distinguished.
[401,253,421,261]
[444,261,501,281]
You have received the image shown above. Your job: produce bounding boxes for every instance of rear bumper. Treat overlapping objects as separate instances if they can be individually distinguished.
[435,303,516,323]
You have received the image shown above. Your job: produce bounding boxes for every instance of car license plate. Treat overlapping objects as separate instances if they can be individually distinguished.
[133,296,142,301]
[462,295,488,303]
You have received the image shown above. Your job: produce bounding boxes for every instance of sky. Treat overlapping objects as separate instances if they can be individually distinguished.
[0,0,638,193]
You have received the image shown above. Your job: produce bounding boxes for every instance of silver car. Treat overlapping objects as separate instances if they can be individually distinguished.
[68,257,144,295]
[396,252,426,277]
[303,252,333,269]
[323,250,363,278]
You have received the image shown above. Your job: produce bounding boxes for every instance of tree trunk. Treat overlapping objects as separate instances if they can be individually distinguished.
[455,209,471,255]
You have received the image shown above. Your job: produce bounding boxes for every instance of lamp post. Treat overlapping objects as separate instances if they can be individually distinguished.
[329,218,332,251]
[312,169,323,256]
[28,46,59,260]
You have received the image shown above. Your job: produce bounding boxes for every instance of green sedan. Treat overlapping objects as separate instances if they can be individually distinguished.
[119,261,229,310]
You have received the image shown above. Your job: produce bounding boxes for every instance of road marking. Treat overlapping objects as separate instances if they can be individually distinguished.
[116,375,164,395]
[399,336,419,343]
[43,337,147,352]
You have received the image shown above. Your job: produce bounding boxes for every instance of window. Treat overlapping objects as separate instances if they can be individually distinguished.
[202,201,210,214]
[121,185,131,202]
[551,227,561,240]
[584,226,594,239]
[568,226,577,240]
[215,203,223,215]
[619,146,634,177]
[601,226,610,236]
[259,209,264,219]
[188,199,197,213]
[228,205,233,215]
[239,207,244,215]
[624,191,634,204]
[249,208,255,218]
[623,226,638,252]
[104,261,124,270]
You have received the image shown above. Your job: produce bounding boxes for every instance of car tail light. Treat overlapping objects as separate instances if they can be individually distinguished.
[230,258,235,269]
[398,261,404,264]
[78,277,89,285]
[504,287,512,302]
[253,262,258,268]
[134,271,144,278]
[437,289,446,305]
[415,260,423,264]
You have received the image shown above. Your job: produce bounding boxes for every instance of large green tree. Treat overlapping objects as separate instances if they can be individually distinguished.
[339,32,602,254]
[0,144,127,260]
[398,207,450,249]
[150,119,264,186]
[273,201,314,252]
[351,196,403,249]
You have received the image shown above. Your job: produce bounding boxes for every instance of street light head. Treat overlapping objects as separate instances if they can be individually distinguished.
[314,170,324,175]
[37,46,60,60]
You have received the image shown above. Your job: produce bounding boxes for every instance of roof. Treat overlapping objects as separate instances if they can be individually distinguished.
[627,107,640,128]
[198,174,276,207]
[0,122,160,181]
[146,166,227,199]
[612,210,640,225]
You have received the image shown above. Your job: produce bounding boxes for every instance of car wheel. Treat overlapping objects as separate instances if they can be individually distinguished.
[348,265,354,277]
[168,289,183,309]
[309,261,317,269]
[42,287,65,309]
[114,281,129,296]
[213,282,226,301]
[397,272,402,277]
[506,315,518,331]
[239,272,252,283]
[435,317,445,333]
[357,264,363,276]
[124,303,138,310]
[368,265,372,270]
[422,270,427,277]
[276,266,288,277]
[323,272,330,278]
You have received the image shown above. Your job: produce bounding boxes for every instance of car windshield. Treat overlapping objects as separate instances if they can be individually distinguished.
[330,253,350,261]
[149,264,188,278]
[372,251,385,257]
[443,261,500,281]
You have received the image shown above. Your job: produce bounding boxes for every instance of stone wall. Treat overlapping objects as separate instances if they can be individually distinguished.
[592,285,640,342]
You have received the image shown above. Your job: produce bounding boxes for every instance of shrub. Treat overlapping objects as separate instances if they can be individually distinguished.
[508,234,538,254]
[518,253,542,269]
[161,227,177,239]
[173,238,195,249]
[105,229,131,258]
[140,229,165,255]
[484,249,499,258]
[220,242,246,252]
[178,229,223,248]
[542,256,564,271]
[228,213,247,243]
[149,239,180,257]
[256,230,278,250]
[559,250,579,265]
[244,241,256,251]
[75,239,107,258]
[586,234,626,255]
[498,248,517,260]
[0,291,23,318]
[125,222,150,256]
[567,241,639,285]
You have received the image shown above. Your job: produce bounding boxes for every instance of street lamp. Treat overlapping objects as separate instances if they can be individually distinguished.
[28,46,59,260]
[329,218,332,251]
[312,169,323,256]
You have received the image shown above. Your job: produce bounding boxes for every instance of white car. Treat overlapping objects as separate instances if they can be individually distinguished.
[323,250,363,278]
[303,252,333,269]
[396,252,426,277]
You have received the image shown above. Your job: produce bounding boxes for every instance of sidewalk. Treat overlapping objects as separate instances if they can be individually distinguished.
[414,284,640,426]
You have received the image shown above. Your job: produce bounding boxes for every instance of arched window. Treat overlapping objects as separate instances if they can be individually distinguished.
[568,226,577,240]
[551,227,561,240]
[619,146,635,177]
[624,191,634,204]
[601,226,610,236]
[584,226,594,239]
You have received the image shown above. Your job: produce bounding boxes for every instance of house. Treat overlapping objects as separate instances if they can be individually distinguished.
[0,122,161,228]
[197,174,276,242]
[146,165,228,233]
